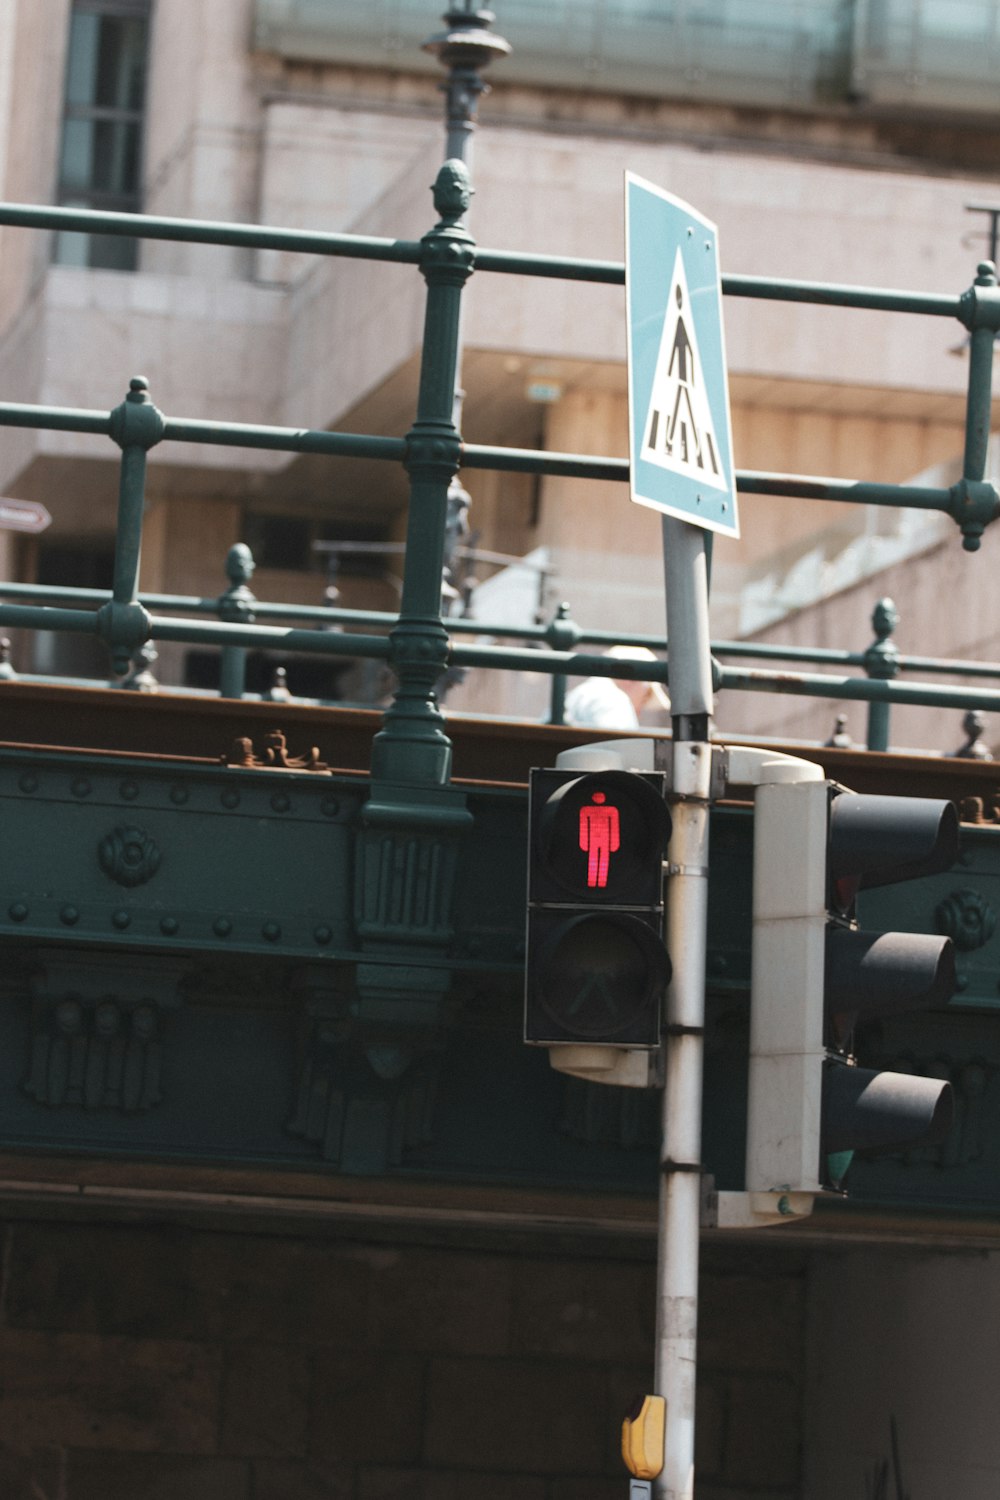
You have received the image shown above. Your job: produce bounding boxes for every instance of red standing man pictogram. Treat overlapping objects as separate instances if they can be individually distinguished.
[579,790,620,889]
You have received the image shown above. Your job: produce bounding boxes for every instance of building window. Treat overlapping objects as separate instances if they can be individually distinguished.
[242,512,392,576]
[33,538,117,678]
[54,0,152,271]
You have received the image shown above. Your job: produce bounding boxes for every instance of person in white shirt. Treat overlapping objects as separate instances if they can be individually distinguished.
[564,644,671,729]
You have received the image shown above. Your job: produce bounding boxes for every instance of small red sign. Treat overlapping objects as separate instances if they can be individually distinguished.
[0,499,51,534]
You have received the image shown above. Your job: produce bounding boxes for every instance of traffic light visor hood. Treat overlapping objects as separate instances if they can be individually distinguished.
[828,794,959,890]
[825,928,956,1022]
[822,1063,954,1156]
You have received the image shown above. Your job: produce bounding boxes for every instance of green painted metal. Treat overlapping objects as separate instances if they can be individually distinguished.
[0,602,395,663]
[0,200,425,264]
[0,409,986,506]
[0,408,990,535]
[368,159,474,788]
[714,666,1000,716]
[217,544,258,700]
[97,377,161,677]
[0,747,367,961]
[0,741,997,1207]
[4,565,1000,726]
[0,577,995,685]
[863,599,901,753]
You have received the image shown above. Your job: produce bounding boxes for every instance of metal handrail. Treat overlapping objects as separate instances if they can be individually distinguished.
[0,191,997,750]
[0,577,997,683]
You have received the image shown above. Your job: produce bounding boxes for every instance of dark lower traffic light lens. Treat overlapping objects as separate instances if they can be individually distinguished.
[532,912,670,1043]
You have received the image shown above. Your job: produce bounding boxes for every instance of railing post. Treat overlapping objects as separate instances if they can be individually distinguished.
[217,543,257,699]
[351,162,477,1134]
[950,260,1000,550]
[963,261,997,486]
[369,161,476,787]
[863,597,900,752]
[952,709,992,761]
[544,602,580,725]
[96,376,162,677]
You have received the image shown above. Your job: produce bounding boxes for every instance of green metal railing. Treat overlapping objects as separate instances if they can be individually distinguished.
[0,538,997,755]
[1,5,999,776]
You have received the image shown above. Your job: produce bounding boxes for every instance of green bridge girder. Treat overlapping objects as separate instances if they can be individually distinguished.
[2,726,1000,1222]
[1,1,1000,1239]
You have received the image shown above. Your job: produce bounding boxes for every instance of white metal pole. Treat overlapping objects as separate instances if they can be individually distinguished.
[655,516,715,1500]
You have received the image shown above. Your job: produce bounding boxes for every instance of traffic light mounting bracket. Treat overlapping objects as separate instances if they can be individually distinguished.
[712,745,958,1230]
[715,747,827,1228]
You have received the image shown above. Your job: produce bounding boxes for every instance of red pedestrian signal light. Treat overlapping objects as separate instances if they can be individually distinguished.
[525,768,672,1048]
[530,769,670,909]
[580,791,619,889]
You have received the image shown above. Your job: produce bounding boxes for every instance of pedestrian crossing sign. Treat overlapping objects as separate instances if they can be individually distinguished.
[625,172,739,538]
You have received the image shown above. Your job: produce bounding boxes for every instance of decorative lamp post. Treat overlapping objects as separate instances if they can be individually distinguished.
[424,5,511,688]
[351,11,510,1108]
[422,3,512,167]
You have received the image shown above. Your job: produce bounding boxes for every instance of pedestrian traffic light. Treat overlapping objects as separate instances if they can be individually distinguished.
[524,767,671,1047]
[746,776,958,1203]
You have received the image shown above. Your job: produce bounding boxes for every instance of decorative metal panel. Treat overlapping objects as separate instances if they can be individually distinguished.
[0,748,361,961]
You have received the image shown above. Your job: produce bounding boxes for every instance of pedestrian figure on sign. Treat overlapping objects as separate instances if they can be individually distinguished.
[668,285,693,384]
[579,790,619,889]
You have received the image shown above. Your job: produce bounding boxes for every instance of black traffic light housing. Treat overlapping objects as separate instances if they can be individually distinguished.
[822,789,959,1177]
[525,768,672,1047]
[747,774,961,1209]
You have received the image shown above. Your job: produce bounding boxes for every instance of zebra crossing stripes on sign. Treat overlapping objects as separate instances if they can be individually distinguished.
[625,173,739,537]
[642,249,726,492]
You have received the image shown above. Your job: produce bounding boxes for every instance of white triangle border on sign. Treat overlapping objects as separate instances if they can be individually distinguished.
[640,247,728,495]
[624,169,740,539]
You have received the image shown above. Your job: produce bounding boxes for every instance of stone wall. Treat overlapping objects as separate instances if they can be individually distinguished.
[0,1214,806,1499]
